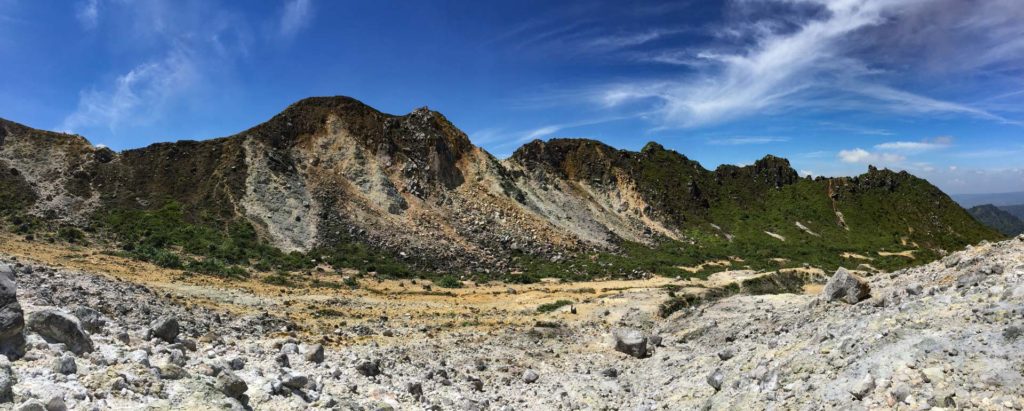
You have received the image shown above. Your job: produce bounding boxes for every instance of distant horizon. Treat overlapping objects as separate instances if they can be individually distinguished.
[1,0,1022,194]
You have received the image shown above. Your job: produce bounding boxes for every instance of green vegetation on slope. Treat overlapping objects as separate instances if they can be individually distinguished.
[968,204,1024,236]
[97,201,418,280]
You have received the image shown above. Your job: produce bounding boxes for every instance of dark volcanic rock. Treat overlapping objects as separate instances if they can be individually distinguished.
[25,309,93,355]
[0,264,25,360]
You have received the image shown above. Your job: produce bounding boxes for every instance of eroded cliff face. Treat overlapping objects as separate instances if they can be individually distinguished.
[0,96,1001,272]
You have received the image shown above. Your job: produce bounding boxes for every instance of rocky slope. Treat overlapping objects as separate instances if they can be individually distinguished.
[0,234,1020,410]
[0,97,1001,276]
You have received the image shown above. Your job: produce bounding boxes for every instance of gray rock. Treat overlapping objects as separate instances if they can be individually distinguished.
[648,335,663,347]
[282,372,309,389]
[44,395,66,411]
[0,360,13,403]
[15,399,45,411]
[850,373,875,400]
[53,354,76,375]
[150,316,179,343]
[274,353,289,368]
[601,368,618,378]
[356,360,381,377]
[522,370,539,384]
[707,369,724,391]
[216,370,248,399]
[1003,325,1023,341]
[72,306,104,334]
[128,349,149,366]
[0,265,25,360]
[228,357,246,371]
[158,363,188,380]
[304,344,324,364]
[822,268,871,304]
[717,348,735,361]
[25,309,93,354]
[407,381,423,399]
[612,328,648,358]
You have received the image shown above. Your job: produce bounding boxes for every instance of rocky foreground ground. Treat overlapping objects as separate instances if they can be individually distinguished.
[0,236,1021,410]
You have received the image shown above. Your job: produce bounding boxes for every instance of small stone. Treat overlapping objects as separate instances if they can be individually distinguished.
[356,360,380,377]
[282,372,309,390]
[274,353,290,368]
[850,373,875,400]
[407,382,423,399]
[0,361,13,403]
[304,344,324,364]
[522,370,539,384]
[228,357,246,371]
[15,399,45,411]
[717,348,735,361]
[601,368,618,378]
[53,354,76,375]
[158,363,188,380]
[648,335,663,347]
[707,369,724,391]
[44,395,66,411]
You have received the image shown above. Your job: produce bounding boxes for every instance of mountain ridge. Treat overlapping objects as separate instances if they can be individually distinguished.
[0,96,1002,280]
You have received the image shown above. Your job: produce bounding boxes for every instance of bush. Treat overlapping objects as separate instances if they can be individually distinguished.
[536,300,573,313]
[435,275,463,289]
[57,226,86,243]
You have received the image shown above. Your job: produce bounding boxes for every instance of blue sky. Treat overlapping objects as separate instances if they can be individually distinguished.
[0,0,1022,194]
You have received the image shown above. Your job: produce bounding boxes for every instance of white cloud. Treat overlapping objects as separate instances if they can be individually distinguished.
[62,47,197,133]
[874,136,953,151]
[837,148,905,165]
[708,136,789,145]
[280,0,312,38]
[582,29,680,52]
[76,0,99,30]
[590,0,1022,128]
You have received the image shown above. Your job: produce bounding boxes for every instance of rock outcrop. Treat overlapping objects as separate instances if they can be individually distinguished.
[0,264,24,360]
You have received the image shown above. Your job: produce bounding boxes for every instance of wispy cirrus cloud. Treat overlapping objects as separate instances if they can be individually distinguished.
[62,47,198,133]
[75,0,99,30]
[279,0,313,39]
[874,136,953,152]
[60,0,256,136]
[708,136,789,145]
[586,0,1024,129]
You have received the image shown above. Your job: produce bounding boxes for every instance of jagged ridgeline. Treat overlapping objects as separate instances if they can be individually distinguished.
[0,97,1001,280]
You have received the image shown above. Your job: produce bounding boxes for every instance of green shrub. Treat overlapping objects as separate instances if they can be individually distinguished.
[435,275,463,289]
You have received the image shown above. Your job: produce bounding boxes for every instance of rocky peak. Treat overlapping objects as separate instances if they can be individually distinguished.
[510,138,626,184]
[751,154,800,188]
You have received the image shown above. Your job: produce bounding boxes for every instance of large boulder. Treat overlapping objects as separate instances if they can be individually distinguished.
[612,328,649,358]
[0,264,25,360]
[150,316,180,343]
[25,309,93,355]
[216,370,248,399]
[822,268,871,304]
